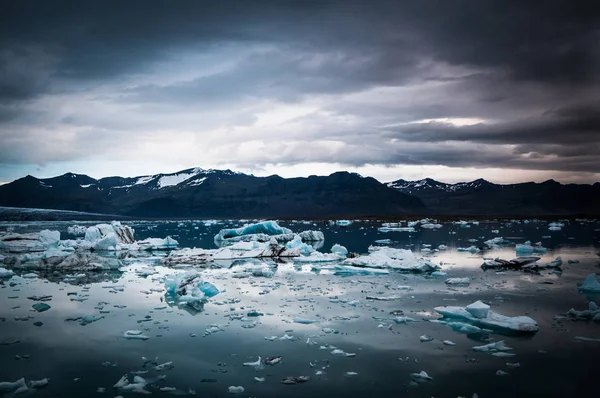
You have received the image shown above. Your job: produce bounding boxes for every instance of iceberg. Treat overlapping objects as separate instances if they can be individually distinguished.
[164,272,219,314]
[214,221,292,242]
[579,274,600,293]
[228,386,245,393]
[0,230,60,253]
[434,302,539,334]
[566,301,600,320]
[330,244,348,257]
[285,235,315,256]
[0,267,14,278]
[336,220,352,227]
[343,247,440,273]
[298,230,324,241]
[84,222,134,245]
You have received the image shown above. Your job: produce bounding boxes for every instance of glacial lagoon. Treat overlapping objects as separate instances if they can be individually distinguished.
[1,219,600,397]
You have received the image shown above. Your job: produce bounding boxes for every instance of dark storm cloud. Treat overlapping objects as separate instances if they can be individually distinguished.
[0,0,599,179]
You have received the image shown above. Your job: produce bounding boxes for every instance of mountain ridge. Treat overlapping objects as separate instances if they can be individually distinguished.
[0,168,425,218]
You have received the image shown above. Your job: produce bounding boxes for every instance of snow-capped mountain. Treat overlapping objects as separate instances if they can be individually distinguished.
[387,177,600,215]
[0,169,424,218]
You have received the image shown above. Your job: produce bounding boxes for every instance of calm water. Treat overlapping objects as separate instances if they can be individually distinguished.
[1,219,600,397]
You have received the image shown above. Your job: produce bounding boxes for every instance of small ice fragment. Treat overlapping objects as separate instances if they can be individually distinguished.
[574,336,600,343]
[32,303,51,312]
[392,316,416,324]
[154,361,174,371]
[292,317,317,324]
[411,371,433,382]
[243,357,263,370]
[443,340,456,346]
[228,386,245,393]
[123,330,150,340]
[281,376,310,384]
[420,335,434,342]
[265,356,282,366]
[445,278,471,286]
[345,372,358,377]
[473,341,512,352]
[29,378,49,388]
[506,362,520,367]
[254,377,265,382]
[496,370,509,376]
[491,352,516,358]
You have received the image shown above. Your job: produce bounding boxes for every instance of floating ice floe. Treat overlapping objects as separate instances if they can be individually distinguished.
[472,341,513,352]
[228,386,245,393]
[215,221,292,242]
[333,265,390,275]
[343,247,440,273]
[457,246,480,253]
[0,378,27,393]
[378,226,415,233]
[578,274,600,293]
[481,256,540,270]
[411,371,433,382]
[445,277,471,286]
[484,237,508,249]
[0,230,60,253]
[164,272,219,314]
[0,267,14,278]
[114,374,150,394]
[566,301,600,321]
[434,301,539,333]
[515,241,547,254]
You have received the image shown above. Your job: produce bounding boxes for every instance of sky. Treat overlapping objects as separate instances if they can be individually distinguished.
[1,0,599,185]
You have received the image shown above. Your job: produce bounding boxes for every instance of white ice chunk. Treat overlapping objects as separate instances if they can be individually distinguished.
[331,244,348,257]
[473,341,513,352]
[343,247,440,273]
[123,330,150,340]
[0,267,15,278]
[0,378,27,392]
[445,277,471,286]
[227,386,245,393]
[435,303,539,333]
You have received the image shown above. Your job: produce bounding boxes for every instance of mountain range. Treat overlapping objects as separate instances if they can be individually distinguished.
[0,168,597,218]
[0,168,423,218]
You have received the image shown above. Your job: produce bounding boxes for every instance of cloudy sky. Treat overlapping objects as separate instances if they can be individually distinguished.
[1,1,599,184]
